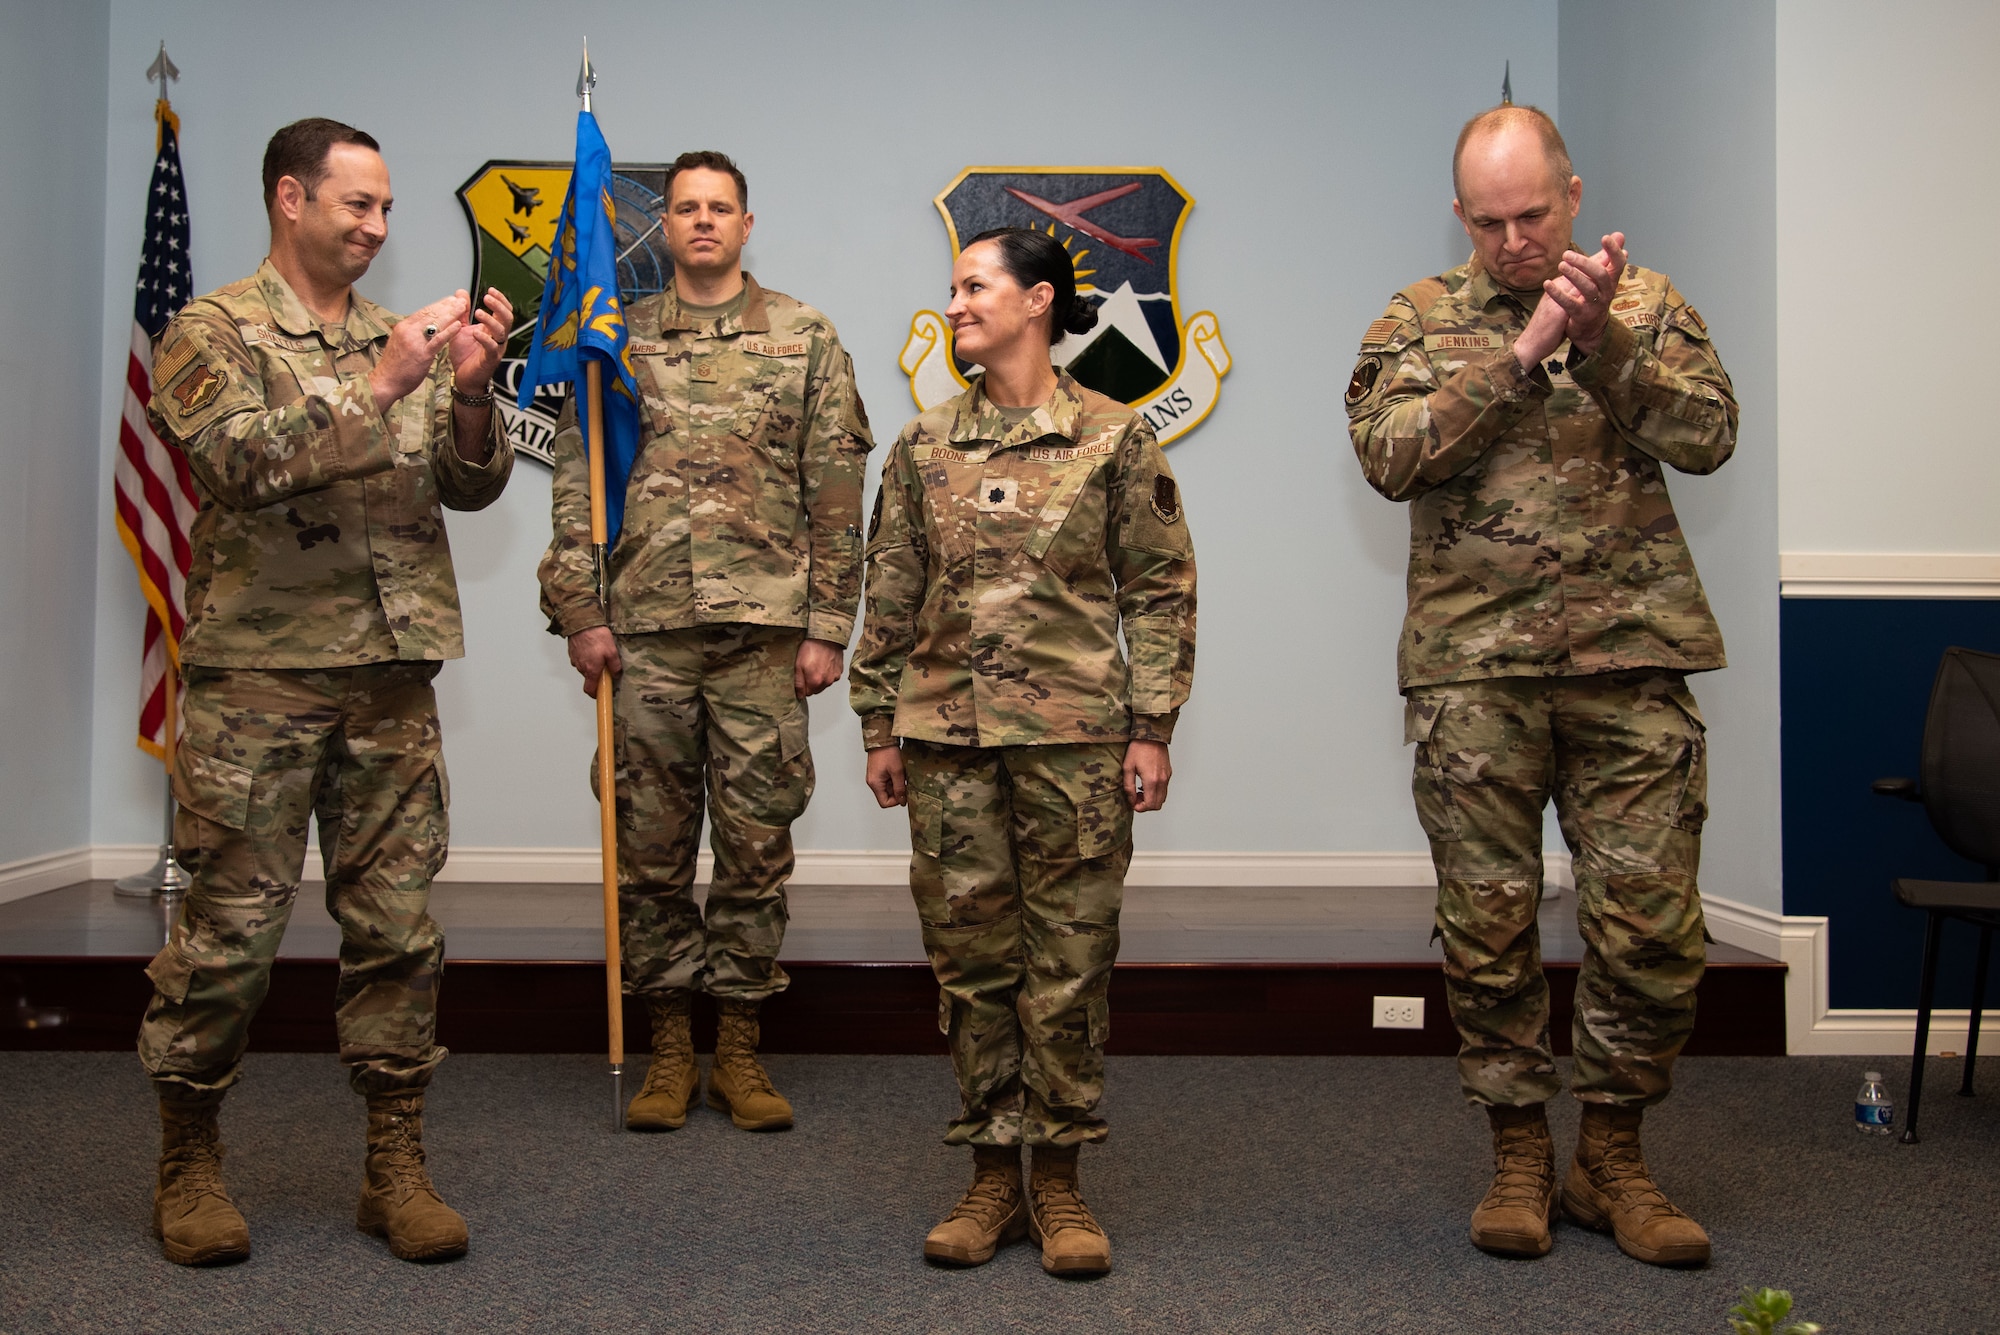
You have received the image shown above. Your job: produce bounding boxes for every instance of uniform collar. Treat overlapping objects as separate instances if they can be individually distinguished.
[949,371,1086,449]
[253,257,393,344]
[650,272,771,336]
[1464,252,1543,315]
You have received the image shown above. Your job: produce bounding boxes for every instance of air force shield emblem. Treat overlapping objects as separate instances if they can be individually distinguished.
[456,160,671,465]
[902,167,1229,445]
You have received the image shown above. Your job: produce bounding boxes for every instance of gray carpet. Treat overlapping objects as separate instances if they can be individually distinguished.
[2,1052,1996,1333]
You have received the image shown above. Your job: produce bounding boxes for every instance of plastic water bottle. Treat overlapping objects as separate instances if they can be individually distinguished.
[1854,1071,1895,1135]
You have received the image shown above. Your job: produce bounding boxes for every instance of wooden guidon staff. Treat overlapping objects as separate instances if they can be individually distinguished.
[585,359,625,1130]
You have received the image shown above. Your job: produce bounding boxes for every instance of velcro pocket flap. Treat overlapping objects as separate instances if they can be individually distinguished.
[778,705,811,765]
[1023,461,1102,565]
[174,747,253,831]
[1077,790,1130,861]
[909,789,944,860]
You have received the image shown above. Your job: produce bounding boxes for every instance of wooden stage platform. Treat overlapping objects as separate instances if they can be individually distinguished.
[1,881,1787,1056]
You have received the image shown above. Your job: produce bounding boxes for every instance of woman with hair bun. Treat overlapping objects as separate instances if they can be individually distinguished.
[849,226,1198,1277]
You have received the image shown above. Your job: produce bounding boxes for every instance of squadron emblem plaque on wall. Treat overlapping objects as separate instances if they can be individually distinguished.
[901,167,1229,445]
[456,159,669,466]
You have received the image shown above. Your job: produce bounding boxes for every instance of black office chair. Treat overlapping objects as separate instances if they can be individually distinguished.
[1872,645,2000,1143]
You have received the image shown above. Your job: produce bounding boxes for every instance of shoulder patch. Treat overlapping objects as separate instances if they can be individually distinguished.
[1683,306,1707,333]
[1345,356,1383,405]
[171,364,226,416]
[1150,474,1181,526]
[152,337,198,385]
[742,336,809,358]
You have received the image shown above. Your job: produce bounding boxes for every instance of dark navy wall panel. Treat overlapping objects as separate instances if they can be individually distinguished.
[1780,598,2000,1009]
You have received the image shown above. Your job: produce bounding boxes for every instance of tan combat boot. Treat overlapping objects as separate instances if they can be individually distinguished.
[153,1091,251,1266]
[1469,1102,1557,1257]
[626,992,699,1130]
[705,998,794,1131]
[1562,1103,1711,1266]
[924,1145,1028,1266]
[1027,1145,1111,1276]
[356,1091,469,1261]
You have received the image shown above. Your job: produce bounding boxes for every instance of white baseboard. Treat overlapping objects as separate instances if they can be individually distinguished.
[1780,551,2000,598]
[89,843,1573,892]
[1703,892,1989,1056]
[0,846,95,906]
[33,848,1981,1056]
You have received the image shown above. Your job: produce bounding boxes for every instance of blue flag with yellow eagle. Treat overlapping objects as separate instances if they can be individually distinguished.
[518,110,642,548]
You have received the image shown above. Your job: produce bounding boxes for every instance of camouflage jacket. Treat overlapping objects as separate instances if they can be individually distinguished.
[148,259,512,669]
[849,374,1197,750]
[537,275,874,644]
[1345,255,1736,690]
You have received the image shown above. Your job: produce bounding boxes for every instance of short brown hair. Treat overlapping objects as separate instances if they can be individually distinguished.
[1452,104,1573,201]
[664,150,748,210]
[262,118,380,210]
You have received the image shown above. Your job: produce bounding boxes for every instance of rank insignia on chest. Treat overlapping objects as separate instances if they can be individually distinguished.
[171,364,224,415]
[977,477,1020,513]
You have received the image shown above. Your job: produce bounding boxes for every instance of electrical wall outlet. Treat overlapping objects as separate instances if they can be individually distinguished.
[1372,996,1425,1029]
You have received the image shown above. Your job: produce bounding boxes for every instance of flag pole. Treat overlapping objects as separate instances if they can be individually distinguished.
[116,44,190,902]
[576,42,625,1133]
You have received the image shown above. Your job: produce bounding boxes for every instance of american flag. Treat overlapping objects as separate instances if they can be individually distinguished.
[112,100,198,761]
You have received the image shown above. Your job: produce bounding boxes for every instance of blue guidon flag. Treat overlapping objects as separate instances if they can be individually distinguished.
[517,109,643,547]
[901,167,1230,446]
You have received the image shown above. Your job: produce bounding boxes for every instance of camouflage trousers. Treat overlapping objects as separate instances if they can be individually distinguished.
[603,624,813,1002]
[902,740,1132,1148]
[138,663,450,1099]
[1406,670,1709,1109]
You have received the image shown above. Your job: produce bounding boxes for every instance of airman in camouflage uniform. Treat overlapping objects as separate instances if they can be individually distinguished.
[538,152,872,1134]
[137,118,514,1266]
[854,230,1195,1277]
[1347,106,1734,1267]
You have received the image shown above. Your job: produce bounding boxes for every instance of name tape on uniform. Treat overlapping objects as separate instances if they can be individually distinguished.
[1422,332,1505,352]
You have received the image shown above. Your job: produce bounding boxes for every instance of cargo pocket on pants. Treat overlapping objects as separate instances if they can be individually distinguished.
[1076,791,1131,862]
[1664,684,1708,832]
[910,789,945,861]
[173,745,252,858]
[145,942,197,1004]
[778,703,811,765]
[174,746,251,831]
[1406,699,1464,843]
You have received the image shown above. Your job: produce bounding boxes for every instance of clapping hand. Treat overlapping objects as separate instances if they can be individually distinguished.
[1543,232,1627,355]
[451,287,513,395]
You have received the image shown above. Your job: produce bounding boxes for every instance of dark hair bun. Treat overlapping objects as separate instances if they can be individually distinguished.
[1062,295,1099,337]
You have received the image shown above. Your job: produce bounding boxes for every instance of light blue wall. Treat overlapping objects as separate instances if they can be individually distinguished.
[0,1,110,866]
[1560,0,1782,912]
[87,0,1567,861]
